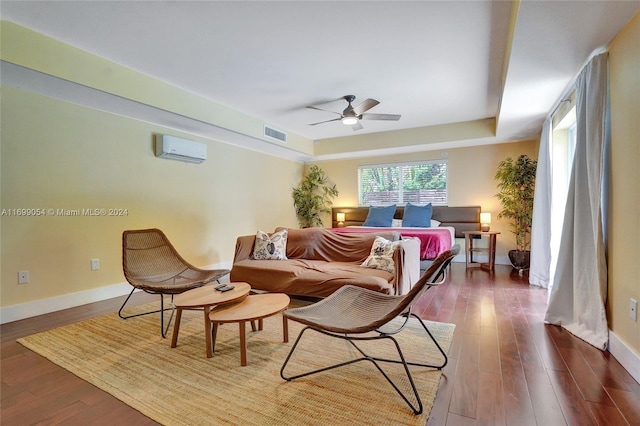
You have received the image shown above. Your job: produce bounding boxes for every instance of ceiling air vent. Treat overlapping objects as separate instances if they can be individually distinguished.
[264,125,287,143]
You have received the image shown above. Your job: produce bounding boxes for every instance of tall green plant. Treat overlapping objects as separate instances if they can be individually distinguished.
[494,154,537,251]
[292,165,339,228]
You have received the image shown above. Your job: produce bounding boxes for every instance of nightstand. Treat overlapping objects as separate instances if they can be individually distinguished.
[462,231,500,271]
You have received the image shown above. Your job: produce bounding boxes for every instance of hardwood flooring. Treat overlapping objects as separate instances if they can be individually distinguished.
[1,263,639,425]
[418,264,640,426]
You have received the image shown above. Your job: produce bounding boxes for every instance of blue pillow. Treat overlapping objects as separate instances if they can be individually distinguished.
[402,203,433,227]
[362,205,396,227]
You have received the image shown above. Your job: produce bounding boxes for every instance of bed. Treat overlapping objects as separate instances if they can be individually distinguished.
[331,205,480,265]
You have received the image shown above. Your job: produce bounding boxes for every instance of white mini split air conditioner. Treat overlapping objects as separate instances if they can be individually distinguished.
[155,134,207,164]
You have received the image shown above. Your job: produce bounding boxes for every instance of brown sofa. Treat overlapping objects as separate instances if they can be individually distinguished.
[230,227,420,298]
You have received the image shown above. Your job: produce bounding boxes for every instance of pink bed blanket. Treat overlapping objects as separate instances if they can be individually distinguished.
[331,227,452,260]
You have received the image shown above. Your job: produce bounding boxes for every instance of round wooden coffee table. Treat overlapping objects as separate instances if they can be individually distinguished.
[170,282,250,358]
[208,293,290,366]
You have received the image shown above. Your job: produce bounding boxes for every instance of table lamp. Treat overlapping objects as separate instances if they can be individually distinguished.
[480,212,491,232]
[336,212,346,227]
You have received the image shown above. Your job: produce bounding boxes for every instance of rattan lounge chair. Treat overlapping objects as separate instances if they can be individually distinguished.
[119,228,230,337]
[280,244,460,415]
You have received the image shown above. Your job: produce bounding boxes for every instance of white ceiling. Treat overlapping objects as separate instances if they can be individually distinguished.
[2,1,639,155]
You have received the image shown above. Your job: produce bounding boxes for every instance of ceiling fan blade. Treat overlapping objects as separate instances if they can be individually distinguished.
[305,105,342,116]
[308,97,345,106]
[308,117,342,126]
[351,121,364,131]
[352,98,380,115]
[360,113,401,121]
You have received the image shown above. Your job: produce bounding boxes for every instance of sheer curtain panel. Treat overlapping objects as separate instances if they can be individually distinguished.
[529,118,553,289]
[544,53,610,350]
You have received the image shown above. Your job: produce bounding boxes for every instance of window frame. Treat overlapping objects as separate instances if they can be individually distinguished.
[357,159,448,207]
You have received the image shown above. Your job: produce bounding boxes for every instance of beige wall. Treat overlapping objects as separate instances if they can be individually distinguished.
[608,12,640,355]
[1,22,307,311]
[1,87,301,307]
[310,140,539,260]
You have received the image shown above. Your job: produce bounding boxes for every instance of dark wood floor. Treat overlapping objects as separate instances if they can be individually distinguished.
[1,263,639,425]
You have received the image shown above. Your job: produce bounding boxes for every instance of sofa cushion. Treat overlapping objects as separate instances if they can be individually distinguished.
[362,236,401,273]
[252,229,288,260]
[230,259,394,298]
[277,227,400,262]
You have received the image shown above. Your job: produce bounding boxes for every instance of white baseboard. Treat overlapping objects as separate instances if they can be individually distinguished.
[0,282,134,324]
[0,262,232,325]
[608,330,640,383]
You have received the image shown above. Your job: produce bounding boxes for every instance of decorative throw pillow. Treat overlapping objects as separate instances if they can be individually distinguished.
[362,204,396,227]
[402,202,433,227]
[252,229,288,260]
[362,236,400,274]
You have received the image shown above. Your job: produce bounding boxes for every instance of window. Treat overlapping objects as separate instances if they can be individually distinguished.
[358,160,448,206]
[549,102,576,285]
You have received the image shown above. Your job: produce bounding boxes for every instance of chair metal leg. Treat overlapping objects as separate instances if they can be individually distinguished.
[159,295,176,338]
[409,312,448,369]
[281,324,445,415]
[118,287,138,320]
[118,289,175,338]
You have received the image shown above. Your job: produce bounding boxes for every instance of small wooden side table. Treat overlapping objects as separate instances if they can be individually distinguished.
[208,293,290,366]
[463,231,500,271]
[171,282,251,358]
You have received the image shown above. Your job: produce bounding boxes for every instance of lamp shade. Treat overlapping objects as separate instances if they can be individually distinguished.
[336,213,346,222]
[342,117,358,125]
[480,212,491,231]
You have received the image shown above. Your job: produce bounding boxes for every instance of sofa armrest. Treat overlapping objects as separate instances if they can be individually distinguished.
[392,237,421,295]
[233,235,256,263]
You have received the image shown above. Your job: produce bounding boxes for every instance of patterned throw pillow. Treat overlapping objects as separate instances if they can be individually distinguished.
[362,236,400,274]
[253,229,288,260]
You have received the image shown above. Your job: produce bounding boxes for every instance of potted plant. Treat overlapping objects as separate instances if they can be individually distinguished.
[292,165,339,228]
[494,154,537,270]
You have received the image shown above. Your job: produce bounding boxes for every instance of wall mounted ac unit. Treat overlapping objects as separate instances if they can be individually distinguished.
[155,134,207,164]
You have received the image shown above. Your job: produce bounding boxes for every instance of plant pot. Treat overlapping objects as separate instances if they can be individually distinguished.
[508,250,530,271]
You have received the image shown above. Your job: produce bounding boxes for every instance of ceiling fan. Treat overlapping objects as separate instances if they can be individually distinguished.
[306,95,401,131]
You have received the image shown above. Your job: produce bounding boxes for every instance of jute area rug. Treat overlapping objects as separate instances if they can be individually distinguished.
[18,301,454,426]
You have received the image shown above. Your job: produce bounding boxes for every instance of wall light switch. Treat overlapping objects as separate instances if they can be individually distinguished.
[18,271,29,284]
[91,258,100,271]
[630,298,638,322]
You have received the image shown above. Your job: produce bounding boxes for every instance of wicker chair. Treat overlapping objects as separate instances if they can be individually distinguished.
[119,228,230,337]
[280,244,460,415]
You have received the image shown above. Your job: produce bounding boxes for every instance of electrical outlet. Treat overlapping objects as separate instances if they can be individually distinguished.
[91,258,100,271]
[630,298,638,322]
[18,271,29,284]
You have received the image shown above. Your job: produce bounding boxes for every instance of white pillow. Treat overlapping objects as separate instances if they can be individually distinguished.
[362,236,400,274]
[253,229,288,260]
[393,218,439,227]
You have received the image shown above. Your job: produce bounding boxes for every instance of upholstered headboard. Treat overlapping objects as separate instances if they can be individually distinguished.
[331,205,481,238]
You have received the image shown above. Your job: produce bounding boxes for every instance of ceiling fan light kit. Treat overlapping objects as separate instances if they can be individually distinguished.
[306,95,401,131]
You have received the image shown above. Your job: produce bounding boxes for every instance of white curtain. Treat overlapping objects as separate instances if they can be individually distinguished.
[529,118,552,288]
[545,53,609,350]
